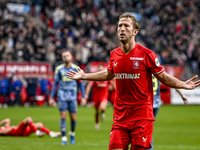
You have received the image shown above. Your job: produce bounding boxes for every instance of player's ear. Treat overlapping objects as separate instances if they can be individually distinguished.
[133,29,139,36]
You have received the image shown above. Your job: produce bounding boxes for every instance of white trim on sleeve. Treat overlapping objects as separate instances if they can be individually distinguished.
[153,69,164,75]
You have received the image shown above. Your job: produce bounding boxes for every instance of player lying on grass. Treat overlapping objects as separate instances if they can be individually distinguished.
[0,117,61,138]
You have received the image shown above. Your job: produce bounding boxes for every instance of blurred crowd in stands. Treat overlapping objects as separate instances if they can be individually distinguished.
[0,0,200,70]
[0,0,200,107]
[0,73,52,108]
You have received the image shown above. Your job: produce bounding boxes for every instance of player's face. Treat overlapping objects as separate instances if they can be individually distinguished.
[117,18,134,44]
[62,51,72,63]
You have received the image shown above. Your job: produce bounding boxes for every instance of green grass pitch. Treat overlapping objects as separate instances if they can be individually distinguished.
[0,105,200,150]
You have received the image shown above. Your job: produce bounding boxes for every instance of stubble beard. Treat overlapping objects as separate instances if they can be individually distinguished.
[64,59,71,65]
[119,33,134,45]
[119,37,130,45]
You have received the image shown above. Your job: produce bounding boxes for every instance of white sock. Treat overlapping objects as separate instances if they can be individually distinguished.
[49,131,54,136]
[62,136,67,141]
[35,130,41,136]
[69,131,75,136]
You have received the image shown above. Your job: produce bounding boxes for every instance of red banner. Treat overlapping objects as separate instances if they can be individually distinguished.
[0,62,52,75]
[84,61,109,73]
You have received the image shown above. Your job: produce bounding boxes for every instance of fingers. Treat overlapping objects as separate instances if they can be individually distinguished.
[49,101,54,107]
[66,72,74,77]
[183,99,188,105]
[195,80,200,87]
[66,71,76,78]
[77,67,82,72]
[187,75,198,82]
[69,70,77,74]
[66,70,77,76]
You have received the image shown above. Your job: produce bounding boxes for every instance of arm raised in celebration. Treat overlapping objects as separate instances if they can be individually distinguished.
[67,67,115,81]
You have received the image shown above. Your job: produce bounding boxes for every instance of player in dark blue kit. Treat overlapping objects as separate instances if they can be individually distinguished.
[49,50,86,145]
[0,74,9,108]
[146,75,188,150]
[39,75,51,105]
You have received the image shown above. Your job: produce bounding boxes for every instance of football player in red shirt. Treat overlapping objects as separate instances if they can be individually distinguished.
[67,13,200,150]
[85,64,112,130]
[0,117,60,138]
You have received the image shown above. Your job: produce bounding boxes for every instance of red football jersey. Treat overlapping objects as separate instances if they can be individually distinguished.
[0,126,9,133]
[107,43,164,125]
[89,81,109,101]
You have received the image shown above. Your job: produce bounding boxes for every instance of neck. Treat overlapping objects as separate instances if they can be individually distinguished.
[65,62,71,68]
[121,40,136,54]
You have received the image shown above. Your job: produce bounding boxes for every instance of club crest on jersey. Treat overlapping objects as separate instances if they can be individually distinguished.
[133,61,140,69]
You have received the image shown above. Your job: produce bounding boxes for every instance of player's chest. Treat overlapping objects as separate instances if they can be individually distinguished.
[60,68,74,81]
[112,55,146,73]
[60,69,68,77]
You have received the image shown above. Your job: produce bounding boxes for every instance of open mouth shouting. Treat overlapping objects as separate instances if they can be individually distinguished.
[120,33,126,38]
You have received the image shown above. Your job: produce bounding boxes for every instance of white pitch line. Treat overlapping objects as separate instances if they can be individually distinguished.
[76,143,200,149]
[155,145,200,150]
[0,141,200,149]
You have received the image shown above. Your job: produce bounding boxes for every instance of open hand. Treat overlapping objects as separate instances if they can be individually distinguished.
[67,67,84,80]
[184,75,200,90]
[49,98,55,107]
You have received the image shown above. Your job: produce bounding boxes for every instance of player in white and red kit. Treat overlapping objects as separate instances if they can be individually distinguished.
[67,13,200,150]
[85,64,111,130]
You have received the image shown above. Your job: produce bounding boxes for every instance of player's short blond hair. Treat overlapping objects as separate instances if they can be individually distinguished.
[118,13,140,30]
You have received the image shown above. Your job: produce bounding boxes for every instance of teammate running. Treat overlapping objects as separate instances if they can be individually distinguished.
[85,64,111,130]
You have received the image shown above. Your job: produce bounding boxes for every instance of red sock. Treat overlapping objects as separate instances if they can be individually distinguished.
[40,126,50,134]
[28,121,37,132]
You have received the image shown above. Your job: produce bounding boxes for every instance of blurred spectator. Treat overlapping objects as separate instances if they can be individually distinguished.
[25,75,38,107]
[6,73,15,105]
[0,74,9,108]
[0,0,199,73]
[11,75,24,106]
[39,74,51,105]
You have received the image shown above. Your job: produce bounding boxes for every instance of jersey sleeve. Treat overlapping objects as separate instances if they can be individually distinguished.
[146,51,164,75]
[107,51,114,75]
[50,67,60,98]
[54,67,61,82]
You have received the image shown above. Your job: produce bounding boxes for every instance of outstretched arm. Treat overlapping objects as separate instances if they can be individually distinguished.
[0,126,15,135]
[175,89,188,105]
[0,118,10,127]
[155,71,200,90]
[67,67,115,81]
